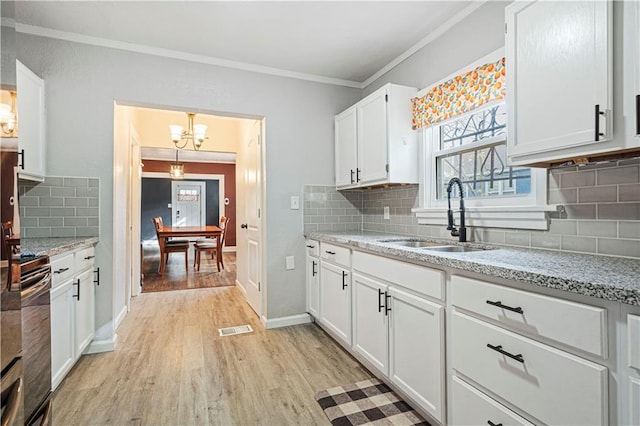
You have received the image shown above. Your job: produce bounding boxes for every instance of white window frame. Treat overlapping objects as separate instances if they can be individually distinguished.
[412,49,555,230]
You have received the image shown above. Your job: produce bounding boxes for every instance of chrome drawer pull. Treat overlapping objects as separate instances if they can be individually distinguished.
[487,343,524,363]
[54,267,69,274]
[486,300,524,314]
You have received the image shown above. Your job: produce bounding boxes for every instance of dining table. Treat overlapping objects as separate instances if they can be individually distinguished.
[156,225,222,271]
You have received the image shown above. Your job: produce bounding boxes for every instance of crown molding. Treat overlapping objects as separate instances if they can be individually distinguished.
[361,1,488,89]
[15,23,363,89]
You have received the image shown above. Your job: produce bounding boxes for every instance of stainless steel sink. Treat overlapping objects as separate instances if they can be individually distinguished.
[423,245,488,253]
[379,239,443,248]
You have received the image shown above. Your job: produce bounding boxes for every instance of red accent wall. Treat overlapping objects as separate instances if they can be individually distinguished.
[143,160,236,247]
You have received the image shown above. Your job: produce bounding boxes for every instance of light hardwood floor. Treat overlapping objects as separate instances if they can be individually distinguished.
[52,286,373,425]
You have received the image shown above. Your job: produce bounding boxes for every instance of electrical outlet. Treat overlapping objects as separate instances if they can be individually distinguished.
[384,206,390,220]
[285,256,295,270]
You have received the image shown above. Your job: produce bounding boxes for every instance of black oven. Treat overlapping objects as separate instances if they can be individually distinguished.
[20,255,52,426]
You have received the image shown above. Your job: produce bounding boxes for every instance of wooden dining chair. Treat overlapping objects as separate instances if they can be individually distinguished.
[152,216,189,275]
[194,216,229,272]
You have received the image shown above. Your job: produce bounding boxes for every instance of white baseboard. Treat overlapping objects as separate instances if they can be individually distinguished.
[261,313,312,329]
[114,305,127,330]
[86,333,118,354]
[236,279,247,295]
[224,246,236,253]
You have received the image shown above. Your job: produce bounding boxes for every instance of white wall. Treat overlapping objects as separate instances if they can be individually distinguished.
[17,33,361,336]
[364,1,509,95]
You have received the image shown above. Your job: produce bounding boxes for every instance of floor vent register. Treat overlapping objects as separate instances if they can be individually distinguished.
[218,325,253,337]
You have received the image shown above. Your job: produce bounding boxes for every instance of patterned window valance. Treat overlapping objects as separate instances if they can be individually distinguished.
[411,57,505,130]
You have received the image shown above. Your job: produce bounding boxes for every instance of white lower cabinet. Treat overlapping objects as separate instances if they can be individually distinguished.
[388,286,444,422]
[451,311,608,425]
[352,273,388,374]
[74,268,96,357]
[50,279,74,390]
[50,245,97,390]
[450,376,532,426]
[305,240,320,318]
[319,261,351,345]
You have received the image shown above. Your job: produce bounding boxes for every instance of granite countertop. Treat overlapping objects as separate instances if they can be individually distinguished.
[21,237,99,257]
[308,231,640,306]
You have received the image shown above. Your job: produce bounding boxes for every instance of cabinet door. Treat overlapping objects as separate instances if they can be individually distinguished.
[357,90,388,184]
[335,108,357,188]
[306,256,319,318]
[624,0,640,143]
[50,279,74,391]
[352,273,388,375]
[74,268,95,358]
[506,1,612,164]
[319,261,351,345]
[16,60,45,181]
[388,287,444,422]
[631,377,640,426]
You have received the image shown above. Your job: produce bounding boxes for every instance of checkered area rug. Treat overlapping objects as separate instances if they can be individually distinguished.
[314,378,430,426]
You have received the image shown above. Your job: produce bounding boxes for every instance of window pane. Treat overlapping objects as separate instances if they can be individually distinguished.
[436,143,531,199]
[440,103,507,150]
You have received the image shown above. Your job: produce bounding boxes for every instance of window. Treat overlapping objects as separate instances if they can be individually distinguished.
[413,50,552,230]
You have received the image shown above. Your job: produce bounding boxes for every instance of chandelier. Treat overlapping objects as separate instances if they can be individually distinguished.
[0,91,17,136]
[169,150,184,179]
[169,112,208,150]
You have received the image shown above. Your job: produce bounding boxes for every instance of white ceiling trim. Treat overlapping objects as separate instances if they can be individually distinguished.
[15,23,363,89]
[361,1,488,88]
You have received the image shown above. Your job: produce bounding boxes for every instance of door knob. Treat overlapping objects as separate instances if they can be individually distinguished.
[241,224,248,229]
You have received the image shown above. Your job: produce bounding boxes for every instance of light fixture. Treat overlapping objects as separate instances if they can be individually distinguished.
[169,150,184,179]
[169,112,208,150]
[0,91,17,136]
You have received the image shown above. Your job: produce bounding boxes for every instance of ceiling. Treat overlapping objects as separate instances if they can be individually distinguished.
[15,1,479,87]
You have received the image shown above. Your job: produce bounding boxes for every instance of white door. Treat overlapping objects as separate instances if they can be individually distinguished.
[306,255,319,318]
[171,181,206,227]
[352,273,388,375]
[319,262,351,346]
[129,131,142,302]
[388,286,444,423]
[357,89,388,184]
[236,120,262,317]
[506,0,612,164]
[335,107,357,187]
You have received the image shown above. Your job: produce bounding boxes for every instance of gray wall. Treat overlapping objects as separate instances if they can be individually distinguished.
[17,33,361,332]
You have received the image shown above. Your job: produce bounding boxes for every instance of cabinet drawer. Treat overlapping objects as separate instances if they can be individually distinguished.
[305,240,319,257]
[51,253,74,287]
[75,246,95,272]
[451,312,608,426]
[451,275,607,358]
[450,376,533,426]
[320,242,350,268]
[353,251,444,301]
[628,314,640,369]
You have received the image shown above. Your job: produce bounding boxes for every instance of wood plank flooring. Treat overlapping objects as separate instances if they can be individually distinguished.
[142,243,237,293]
[52,286,373,425]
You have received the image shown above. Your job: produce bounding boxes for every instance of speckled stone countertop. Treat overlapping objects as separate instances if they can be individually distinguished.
[21,237,99,257]
[308,231,640,306]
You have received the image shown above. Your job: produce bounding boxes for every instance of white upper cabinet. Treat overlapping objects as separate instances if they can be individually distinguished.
[16,60,45,182]
[335,108,358,187]
[335,83,417,189]
[623,0,640,144]
[506,0,618,166]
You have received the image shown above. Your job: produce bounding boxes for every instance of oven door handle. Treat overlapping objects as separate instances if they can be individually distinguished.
[1,377,22,426]
[21,271,51,302]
